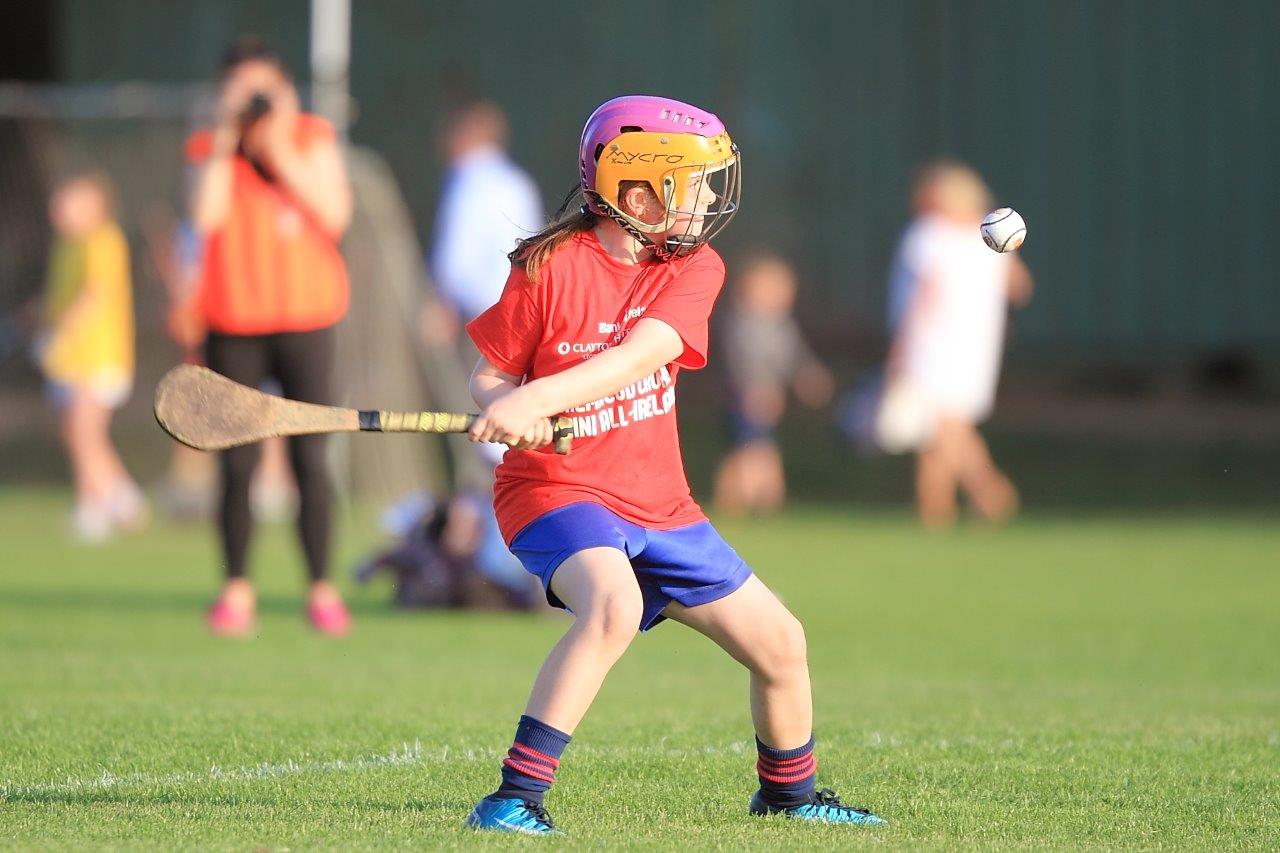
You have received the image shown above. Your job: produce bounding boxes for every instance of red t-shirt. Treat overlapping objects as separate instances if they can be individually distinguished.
[466,230,725,543]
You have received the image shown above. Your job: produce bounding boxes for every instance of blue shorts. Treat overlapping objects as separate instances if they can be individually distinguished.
[509,502,753,631]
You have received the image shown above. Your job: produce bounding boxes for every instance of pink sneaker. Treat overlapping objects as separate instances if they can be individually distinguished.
[308,597,351,636]
[207,597,256,637]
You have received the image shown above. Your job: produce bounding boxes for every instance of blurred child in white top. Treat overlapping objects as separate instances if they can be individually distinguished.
[887,162,1033,528]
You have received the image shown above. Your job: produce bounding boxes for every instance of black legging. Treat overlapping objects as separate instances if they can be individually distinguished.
[205,327,336,583]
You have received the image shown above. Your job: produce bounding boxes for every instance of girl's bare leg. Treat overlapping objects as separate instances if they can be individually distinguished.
[754,441,786,514]
[60,399,94,507]
[664,575,811,748]
[916,427,959,529]
[64,394,115,506]
[713,448,749,516]
[954,421,1018,523]
[523,547,644,733]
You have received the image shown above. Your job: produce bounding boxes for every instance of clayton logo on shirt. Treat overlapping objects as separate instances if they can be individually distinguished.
[556,340,612,356]
[561,306,649,359]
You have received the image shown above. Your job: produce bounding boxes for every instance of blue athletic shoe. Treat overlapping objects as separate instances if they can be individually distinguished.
[750,788,888,826]
[465,795,560,835]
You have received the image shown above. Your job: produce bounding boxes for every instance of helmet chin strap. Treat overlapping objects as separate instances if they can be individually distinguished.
[583,197,691,262]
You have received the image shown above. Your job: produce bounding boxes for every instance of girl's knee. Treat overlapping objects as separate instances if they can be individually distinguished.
[756,612,808,678]
[578,586,643,650]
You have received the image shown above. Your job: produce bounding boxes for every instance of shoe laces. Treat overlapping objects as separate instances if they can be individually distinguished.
[523,800,555,830]
[811,788,873,817]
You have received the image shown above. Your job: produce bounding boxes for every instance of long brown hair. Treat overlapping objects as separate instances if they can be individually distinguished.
[510,181,663,282]
[509,186,600,283]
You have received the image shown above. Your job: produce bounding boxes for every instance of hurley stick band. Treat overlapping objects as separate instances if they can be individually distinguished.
[357,410,574,455]
[358,410,477,434]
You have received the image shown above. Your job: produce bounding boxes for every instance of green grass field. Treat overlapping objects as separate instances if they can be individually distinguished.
[1,488,1277,849]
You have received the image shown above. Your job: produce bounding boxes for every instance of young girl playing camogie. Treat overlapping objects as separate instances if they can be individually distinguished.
[462,95,886,834]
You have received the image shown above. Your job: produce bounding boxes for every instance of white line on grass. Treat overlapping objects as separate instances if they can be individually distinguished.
[0,740,755,800]
[0,741,437,799]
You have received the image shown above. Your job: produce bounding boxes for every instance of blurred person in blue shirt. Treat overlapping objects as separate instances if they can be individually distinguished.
[423,100,543,342]
[419,99,545,600]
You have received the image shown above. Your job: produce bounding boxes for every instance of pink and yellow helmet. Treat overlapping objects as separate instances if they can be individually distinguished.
[579,94,741,257]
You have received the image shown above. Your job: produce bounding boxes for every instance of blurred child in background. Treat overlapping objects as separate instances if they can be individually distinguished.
[713,252,833,515]
[38,172,146,541]
[886,161,1033,528]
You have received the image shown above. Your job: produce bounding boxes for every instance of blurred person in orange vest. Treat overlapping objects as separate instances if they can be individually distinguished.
[713,252,833,515]
[38,171,147,542]
[148,211,297,525]
[179,36,354,636]
[886,162,1033,528]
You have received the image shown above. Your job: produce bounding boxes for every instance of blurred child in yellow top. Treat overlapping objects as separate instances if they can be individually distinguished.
[38,172,147,541]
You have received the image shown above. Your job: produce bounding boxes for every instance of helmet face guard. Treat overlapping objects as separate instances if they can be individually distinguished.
[657,152,741,255]
[579,96,742,258]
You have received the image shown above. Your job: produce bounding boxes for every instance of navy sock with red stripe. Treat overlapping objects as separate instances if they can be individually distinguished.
[756,735,817,807]
[493,715,571,805]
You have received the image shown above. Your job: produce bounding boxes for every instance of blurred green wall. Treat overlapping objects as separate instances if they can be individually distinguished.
[58,0,1280,361]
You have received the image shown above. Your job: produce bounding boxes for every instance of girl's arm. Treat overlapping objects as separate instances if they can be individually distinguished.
[470,359,522,410]
[54,230,124,334]
[469,317,684,447]
[262,119,353,237]
[54,288,97,336]
[190,137,237,234]
[469,359,556,450]
[1006,255,1034,308]
[190,86,248,234]
[787,319,835,409]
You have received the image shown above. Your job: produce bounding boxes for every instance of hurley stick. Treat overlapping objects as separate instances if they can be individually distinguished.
[154,364,572,454]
